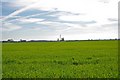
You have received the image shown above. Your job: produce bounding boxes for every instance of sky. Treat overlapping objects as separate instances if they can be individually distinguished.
[1,0,119,41]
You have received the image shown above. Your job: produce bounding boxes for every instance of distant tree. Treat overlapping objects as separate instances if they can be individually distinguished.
[8,39,14,42]
[61,38,64,41]
[20,39,26,42]
[115,38,117,40]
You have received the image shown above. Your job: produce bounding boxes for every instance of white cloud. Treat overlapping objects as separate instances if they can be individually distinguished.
[99,0,110,3]
[7,11,53,23]
[59,15,94,22]
[14,0,40,6]
[4,0,119,22]
[108,18,118,22]
[3,2,41,21]
[18,18,44,23]
[3,22,22,31]
[29,27,42,31]
[15,0,118,26]
[36,21,88,33]
[37,21,70,30]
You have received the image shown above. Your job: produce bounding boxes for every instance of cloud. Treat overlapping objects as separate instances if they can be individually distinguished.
[47,11,83,17]
[3,2,41,21]
[3,0,119,23]
[3,22,22,31]
[29,26,42,31]
[102,23,118,28]
[36,20,90,33]
[99,0,110,3]
[14,0,41,6]
[6,11,54,23]
[36,21,70,30]
[18,18,44,23]
[108,18,118,22]
[59,15,94,22]
[2,0,119,40]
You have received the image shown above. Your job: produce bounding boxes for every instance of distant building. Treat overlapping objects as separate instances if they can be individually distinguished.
[20,39,26,42]
[57,35,64,41]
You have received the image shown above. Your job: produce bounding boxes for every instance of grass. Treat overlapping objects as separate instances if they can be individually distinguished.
[2,40,118,78]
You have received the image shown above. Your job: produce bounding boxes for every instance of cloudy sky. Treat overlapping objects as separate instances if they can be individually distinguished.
[1,0,119,41]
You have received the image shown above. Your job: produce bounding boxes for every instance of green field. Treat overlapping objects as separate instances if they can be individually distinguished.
[2,40,118,78]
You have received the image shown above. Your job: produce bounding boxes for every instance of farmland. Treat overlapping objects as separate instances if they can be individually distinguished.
[2,40,118,78]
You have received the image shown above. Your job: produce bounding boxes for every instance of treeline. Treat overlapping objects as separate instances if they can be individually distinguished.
[2,38,64,43]
[2,38,120,43]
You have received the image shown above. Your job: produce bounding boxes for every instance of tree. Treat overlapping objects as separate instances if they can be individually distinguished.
[8,39,14,42]
[61,38,64,41]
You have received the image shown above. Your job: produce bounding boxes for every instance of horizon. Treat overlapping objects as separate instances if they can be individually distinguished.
[2,37,119,41]
[1,0,119,40]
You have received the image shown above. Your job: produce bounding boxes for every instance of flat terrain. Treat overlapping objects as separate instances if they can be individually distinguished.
[2,40,118,78]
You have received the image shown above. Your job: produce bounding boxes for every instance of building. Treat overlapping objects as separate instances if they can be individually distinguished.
[57,35,64,41]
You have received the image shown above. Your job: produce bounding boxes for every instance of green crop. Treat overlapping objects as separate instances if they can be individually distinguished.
[2,40,118,78]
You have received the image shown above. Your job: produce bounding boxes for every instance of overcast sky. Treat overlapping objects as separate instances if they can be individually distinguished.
[1,0,119,40]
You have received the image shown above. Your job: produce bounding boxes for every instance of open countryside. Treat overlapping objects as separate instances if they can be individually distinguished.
[2,40,118,78]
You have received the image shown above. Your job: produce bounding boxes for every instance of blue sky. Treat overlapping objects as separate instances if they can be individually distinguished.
[1,0,119,41]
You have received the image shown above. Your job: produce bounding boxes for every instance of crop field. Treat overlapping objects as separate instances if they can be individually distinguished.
[2,40,118,78]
